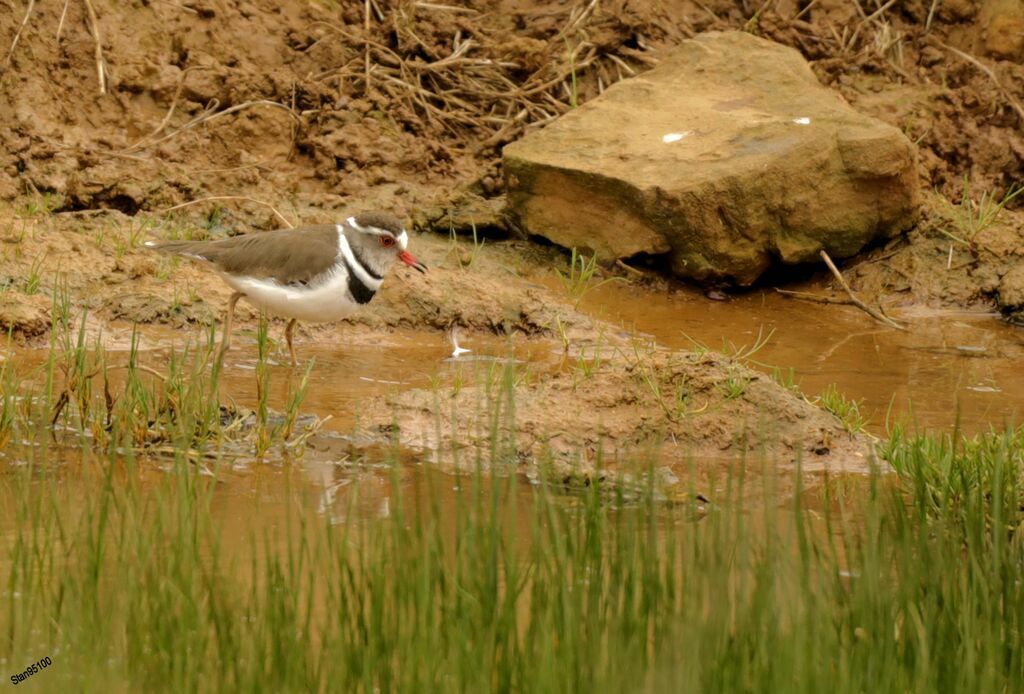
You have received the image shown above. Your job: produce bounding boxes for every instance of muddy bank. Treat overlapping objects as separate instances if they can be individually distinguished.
[4,0,1021,325]
[0,205,609,344]
[2,0,1021,215]
[834,195,1024,323]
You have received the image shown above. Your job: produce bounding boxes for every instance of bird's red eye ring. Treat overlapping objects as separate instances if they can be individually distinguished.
[379,236,395,248]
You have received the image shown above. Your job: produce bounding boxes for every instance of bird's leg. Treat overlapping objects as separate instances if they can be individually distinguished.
[220,292,244,356]
[285,318,298,367]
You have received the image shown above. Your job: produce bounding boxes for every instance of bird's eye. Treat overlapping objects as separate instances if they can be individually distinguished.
[379,236,395,248]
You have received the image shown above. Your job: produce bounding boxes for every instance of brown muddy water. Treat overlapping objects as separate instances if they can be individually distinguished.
[227,280,1024,440]
[576,281,1024,435]
[3,279,1023,532]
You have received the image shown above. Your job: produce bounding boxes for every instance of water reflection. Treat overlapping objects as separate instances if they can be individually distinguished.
[575,281,1024,434]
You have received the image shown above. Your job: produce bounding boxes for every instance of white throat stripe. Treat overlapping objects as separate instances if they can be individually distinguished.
[335,224,383,291]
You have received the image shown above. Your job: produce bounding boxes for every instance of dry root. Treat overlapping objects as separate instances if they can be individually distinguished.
[305,0,674,152]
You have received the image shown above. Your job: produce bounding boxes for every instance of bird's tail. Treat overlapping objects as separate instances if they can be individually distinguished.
[142,240,211,261]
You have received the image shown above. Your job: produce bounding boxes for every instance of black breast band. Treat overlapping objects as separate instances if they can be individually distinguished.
[344,261,377,304]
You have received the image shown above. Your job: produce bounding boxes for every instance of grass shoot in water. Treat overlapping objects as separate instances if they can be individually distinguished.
[1,289,314,462]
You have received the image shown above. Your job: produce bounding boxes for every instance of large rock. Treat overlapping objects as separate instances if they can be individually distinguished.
[503,31,920,285]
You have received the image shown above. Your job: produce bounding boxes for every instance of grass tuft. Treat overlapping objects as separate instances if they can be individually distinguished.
[940,177,1023,245]
[554,248,623,307]
[818,382,868,433]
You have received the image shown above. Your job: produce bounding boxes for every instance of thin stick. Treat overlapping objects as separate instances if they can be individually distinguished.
[3,0,36,70]
[159,196,295,229]
[56,0,71,40]
[819,250,905,329]
[860,0,897,25]
[817,329,888,362]
[75,362,168,384]
[287,81,298,160]
[473,108,528,152]
[940,42,1024,123]
[925,0,940,32]
[414,2,477,12]
[136,99,301,150]
[615,259,652,277]
[122,67,197,152]
[153,0,199,14]
[364,0,372,91]
[103,364,168,382]
[793,0,819,20]
[83,0,107,94]
[775,288,858,305]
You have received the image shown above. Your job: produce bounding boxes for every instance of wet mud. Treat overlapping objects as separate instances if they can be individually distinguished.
[1,0,1023,512]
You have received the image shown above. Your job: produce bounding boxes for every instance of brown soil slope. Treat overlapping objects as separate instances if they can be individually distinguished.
[2,0,1021,219]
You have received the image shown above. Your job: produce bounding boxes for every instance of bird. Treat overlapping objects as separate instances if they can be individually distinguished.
[144,211,427,365]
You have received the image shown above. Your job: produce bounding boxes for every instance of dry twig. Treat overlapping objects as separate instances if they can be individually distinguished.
[925,0,940,32]
[414,1,477,12]
[56,0,71,40]
[819,251,905,329]
[95,364,168,382]
[82,0,107,94]
[775,288,854,305]
[160,196,295,229]
[364,0,372,90]
[793,0,819,20]
[121,67,203,152]
[860,0,898,25]
[3,0,36,70]
[127,99,301,152]
[940,42,1024,124]
[776,251,906,330]
[615,259,652,277]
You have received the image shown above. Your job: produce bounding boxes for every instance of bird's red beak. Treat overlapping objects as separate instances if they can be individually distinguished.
[398,250,427,274]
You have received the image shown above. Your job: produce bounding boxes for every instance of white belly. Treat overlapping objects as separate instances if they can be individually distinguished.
[221,268,359,323]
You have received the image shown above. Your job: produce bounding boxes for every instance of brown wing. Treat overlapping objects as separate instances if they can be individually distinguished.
[147,225,340,284]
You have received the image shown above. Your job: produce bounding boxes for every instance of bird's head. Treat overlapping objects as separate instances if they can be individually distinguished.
[346,212,427,275]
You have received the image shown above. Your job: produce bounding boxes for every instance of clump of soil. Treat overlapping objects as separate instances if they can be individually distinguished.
[0,292,50,340]
[360,343,873,481]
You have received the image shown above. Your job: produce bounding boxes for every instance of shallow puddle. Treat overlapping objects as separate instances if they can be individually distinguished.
[574,281,1024,435]
[216,329,553,433]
